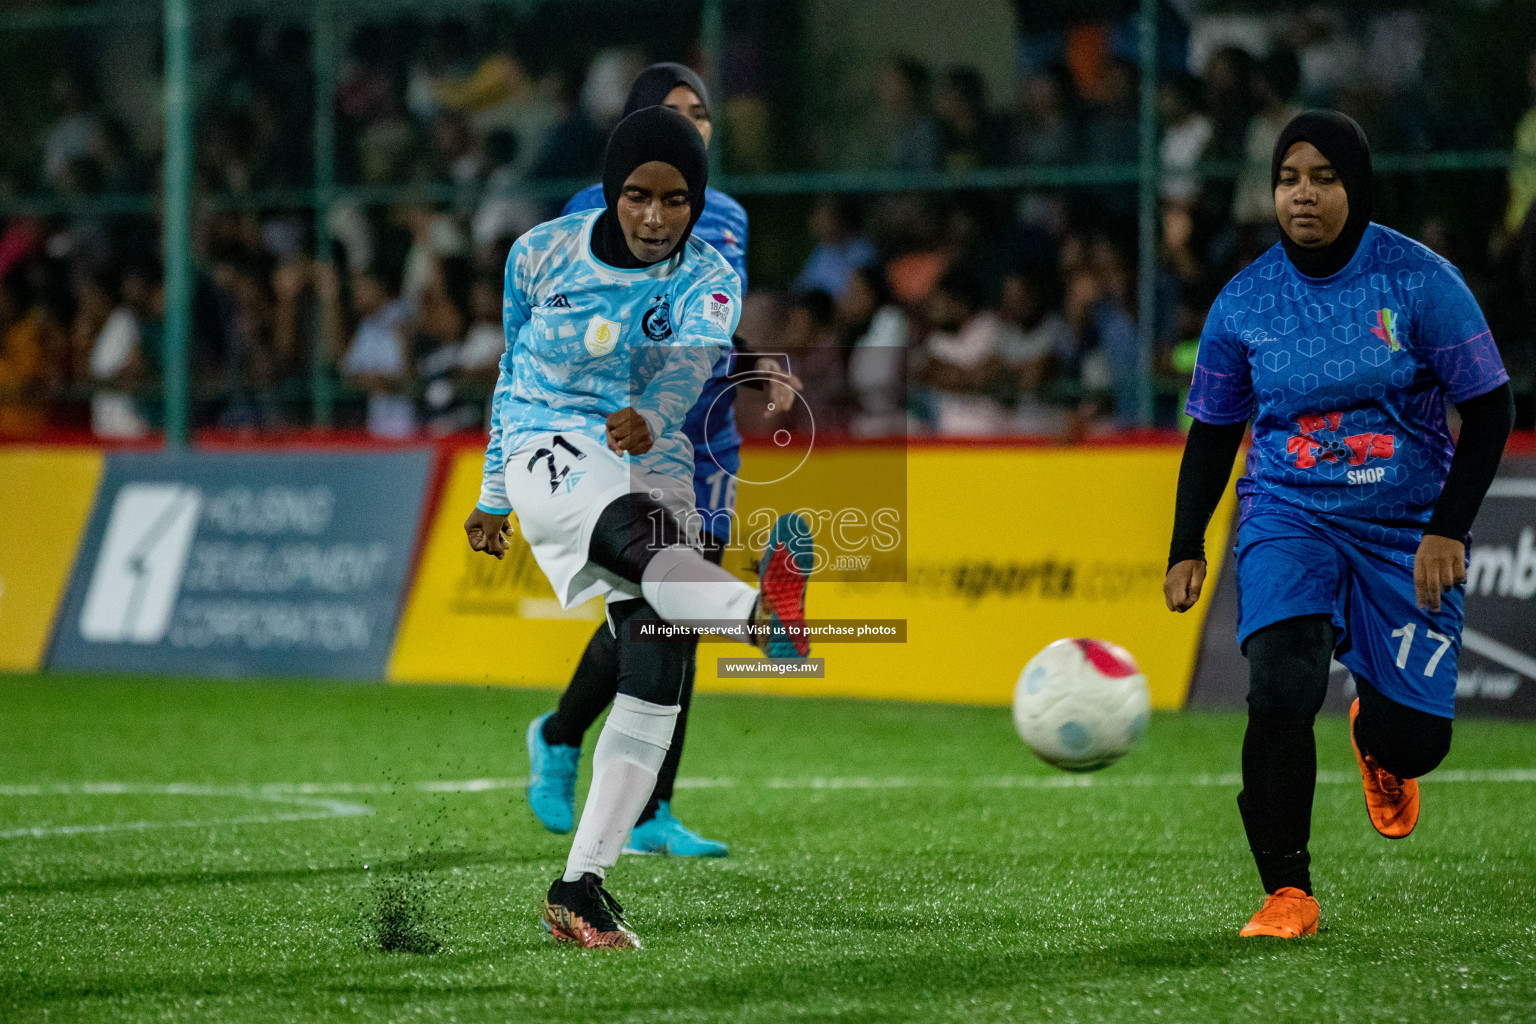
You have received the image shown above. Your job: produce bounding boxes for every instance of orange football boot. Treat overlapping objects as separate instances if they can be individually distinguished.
[1239,887,1320,938]
[1349,698,1420,838]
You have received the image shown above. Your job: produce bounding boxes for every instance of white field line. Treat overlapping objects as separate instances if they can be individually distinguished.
[3,769,1535,804]
[0,789,372,840]
[5,771,1535,841]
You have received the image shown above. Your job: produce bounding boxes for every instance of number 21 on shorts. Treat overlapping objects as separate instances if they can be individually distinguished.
[1390,623,1454,676]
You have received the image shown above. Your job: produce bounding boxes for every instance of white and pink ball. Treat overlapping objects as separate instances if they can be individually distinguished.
[1013,638,1151,772]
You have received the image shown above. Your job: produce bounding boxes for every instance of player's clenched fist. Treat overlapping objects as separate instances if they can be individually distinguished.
[1414,534,1465,613]
[605,407,654,455]
[1164,558,1207,613]
[464,508,511,559]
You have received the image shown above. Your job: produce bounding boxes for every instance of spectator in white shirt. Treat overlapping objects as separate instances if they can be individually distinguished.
[918,269,1031,437]
[340,250,414,438]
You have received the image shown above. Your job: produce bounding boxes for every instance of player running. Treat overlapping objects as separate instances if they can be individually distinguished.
[1164,111,1514,939]
[463,106,812,949]
[525,63,763,859]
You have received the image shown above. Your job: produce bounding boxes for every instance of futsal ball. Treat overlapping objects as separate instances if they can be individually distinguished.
[1013,638,1151,772]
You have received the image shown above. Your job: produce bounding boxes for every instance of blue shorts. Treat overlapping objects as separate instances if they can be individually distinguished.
[1235,506,1463,719]
[691,440,741,543]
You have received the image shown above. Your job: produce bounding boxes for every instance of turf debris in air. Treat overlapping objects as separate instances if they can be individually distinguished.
[370,873,442,955]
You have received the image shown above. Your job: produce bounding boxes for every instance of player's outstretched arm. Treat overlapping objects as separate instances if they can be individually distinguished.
[464,508,511,560]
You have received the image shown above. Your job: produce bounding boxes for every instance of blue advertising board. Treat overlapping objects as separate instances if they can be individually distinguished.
[50,450,432,680]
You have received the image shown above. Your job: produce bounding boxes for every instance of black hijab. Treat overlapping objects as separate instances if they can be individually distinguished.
[623,62,711,120]
[589,105,709,270]
[1271,109,1373,278]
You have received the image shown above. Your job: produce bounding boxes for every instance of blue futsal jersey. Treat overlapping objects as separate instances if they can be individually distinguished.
[477,209,742,515]
[564,184,748,466]
[1188,223,1508,554]
[1190,223,1508,717]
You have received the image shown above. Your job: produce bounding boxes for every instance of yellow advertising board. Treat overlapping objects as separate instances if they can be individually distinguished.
[0,448,104,671]
[708,445,1235,708]
[392,444,1235,708]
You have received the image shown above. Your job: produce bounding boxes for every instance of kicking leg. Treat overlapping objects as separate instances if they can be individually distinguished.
[587,493,809,651]
[1237,615,1331,938]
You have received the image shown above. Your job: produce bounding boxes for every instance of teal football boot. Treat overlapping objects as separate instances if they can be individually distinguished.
[526,712,580,834]
[623,801,728,857]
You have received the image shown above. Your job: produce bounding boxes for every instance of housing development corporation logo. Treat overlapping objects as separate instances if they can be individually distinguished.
[79,483,203,643]
[1286,411,1396,483]
[1371,307,1402,352]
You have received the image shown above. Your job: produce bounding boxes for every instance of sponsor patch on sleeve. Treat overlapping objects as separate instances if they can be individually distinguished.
[705,291,732,331]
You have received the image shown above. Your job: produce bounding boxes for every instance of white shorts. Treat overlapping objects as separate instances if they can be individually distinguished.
[505,433,696,609]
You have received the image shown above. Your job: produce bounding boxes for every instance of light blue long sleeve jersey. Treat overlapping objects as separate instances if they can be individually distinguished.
[477,209,743,515]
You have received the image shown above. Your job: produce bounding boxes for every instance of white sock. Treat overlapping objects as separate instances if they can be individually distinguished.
[640,546,759,638]
[563,694,679,882]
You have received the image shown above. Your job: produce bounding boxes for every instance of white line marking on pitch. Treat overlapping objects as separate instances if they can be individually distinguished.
[5,769,1533,811]
[0,788,372,841]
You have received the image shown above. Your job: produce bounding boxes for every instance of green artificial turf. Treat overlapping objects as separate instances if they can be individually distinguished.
[1,673,1533,1023]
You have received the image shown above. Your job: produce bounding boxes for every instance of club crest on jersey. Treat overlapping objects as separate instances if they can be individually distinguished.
[705,291,732,330]
[642,296,673,341]
[584,315,619,357]
[1370,308,1401,352]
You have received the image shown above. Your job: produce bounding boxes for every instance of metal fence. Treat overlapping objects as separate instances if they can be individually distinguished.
[1,0,1529,444]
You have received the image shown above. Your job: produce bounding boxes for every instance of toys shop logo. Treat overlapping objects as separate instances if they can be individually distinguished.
[1286,411,1396,484]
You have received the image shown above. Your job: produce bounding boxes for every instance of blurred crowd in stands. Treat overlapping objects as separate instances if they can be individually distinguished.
[1,4,1535,442]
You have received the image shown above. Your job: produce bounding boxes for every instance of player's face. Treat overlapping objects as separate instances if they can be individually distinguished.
[1275,141,1349,247]
[617,160,692,262]
[663,84,712,148]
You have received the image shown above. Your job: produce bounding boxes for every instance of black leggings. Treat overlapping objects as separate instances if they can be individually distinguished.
[543,494,726,821]
[1239,615,1453,894]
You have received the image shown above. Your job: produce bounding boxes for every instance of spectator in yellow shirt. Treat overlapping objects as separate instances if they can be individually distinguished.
[0,270,49,437]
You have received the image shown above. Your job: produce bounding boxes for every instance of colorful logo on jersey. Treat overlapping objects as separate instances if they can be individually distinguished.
[705,292,732,330]
[1370,308,1401,352]
[720,230,741,253]
[642,296,673,341]
[584,315,619,357]
[1286,411,1396,481]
